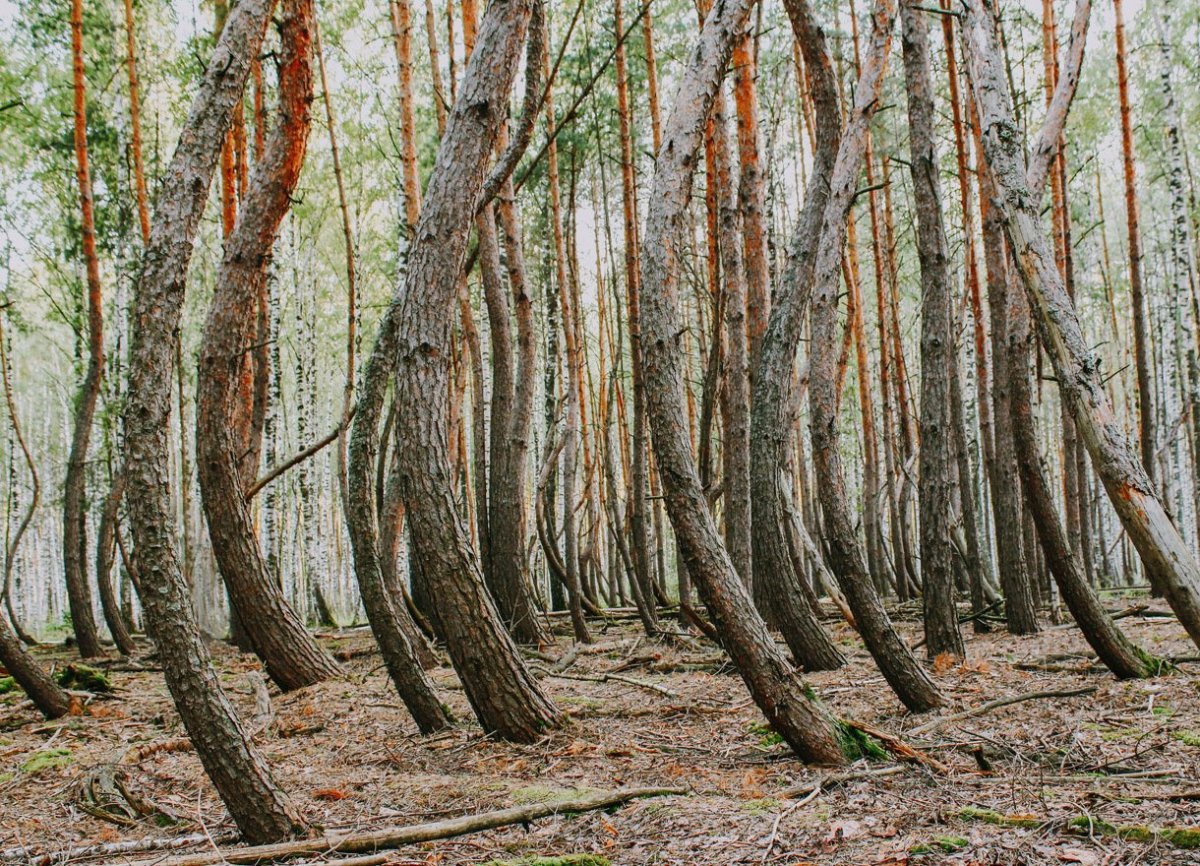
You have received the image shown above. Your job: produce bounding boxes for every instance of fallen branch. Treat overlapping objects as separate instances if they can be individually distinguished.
[908,686,1097,737]
[534,667,685,702]
[1,832,239,865]
[121,787,686,866]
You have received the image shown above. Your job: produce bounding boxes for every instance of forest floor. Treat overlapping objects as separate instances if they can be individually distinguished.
[2,600,1199,865]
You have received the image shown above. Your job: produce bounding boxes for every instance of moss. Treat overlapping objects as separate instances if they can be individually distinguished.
[911,836,969,854]
[747,721,783,748]
[511,786,601,805]
[1173,730,1200,747]
[1132,645,1171,675]
[741,798,781,816]
[54,664,112,693]
[0,677,14,694]
[835,721,887,761]
[960,807,1200,849]
[956,806,1040,828]
[478,856,610,866]
[21,747,71,774]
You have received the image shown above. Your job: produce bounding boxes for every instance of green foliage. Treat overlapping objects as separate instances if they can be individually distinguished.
[0,677,14,694]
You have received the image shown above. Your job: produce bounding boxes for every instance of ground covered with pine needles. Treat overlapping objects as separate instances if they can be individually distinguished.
[2,600,1199,865]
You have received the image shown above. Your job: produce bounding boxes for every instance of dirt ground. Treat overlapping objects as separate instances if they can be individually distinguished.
[2,603,1199,865]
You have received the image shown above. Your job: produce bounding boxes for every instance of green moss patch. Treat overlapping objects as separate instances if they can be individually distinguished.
[21,747,71,774]
[957,806,1200,849]
[54,664,112,693]
[479,856,610,866]
[835,722,888,761]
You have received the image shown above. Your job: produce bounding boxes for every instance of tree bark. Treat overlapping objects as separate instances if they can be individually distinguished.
[806,0,944,713]
[640,0,847,765]
[120,0,307,841]
[64,0,104,659]
[899,0,963,659]
[386,0,563,742]
[748,0,846,673]
[195,0,341,693]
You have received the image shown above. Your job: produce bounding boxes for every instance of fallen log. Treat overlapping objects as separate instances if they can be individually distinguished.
[119,786,686,866]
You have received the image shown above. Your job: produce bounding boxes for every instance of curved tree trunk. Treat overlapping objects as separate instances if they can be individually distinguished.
[120,0,308,841]
[384,0,562,743]
[899,0,963,660]
[748,0,845,672]
[195,0,341,693]
[806,0,944,714]
[640,0,847,766]
[64,0,104,659]
[963,0,1200,650]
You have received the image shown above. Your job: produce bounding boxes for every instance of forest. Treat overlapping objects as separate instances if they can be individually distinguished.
[1,0,1200,861]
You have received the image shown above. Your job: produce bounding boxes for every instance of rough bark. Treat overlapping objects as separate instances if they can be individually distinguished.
[900,0,963,660]
[806,0,944,713]
[712,91,752,585]
[963,0,1200,650]
[195,0,341,693]
[120,0,307,841]
[386,0,563,742]
[748,0,845,672]
[64,0,104,659]
[640,0,847,765]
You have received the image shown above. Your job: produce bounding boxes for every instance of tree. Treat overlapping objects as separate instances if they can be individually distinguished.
[120,0,308,840]
[639,0,847,765]
[806,0,944,713]
[64,0,104,659]
[381,0,563,743]
[962,0,1200,651]
[195,0,342,692]
[748,0,846,673]
[899,0,963,660]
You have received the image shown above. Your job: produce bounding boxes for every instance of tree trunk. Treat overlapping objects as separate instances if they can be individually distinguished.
[806,0,944,713]
[64,0,104,660]
[900,0,963,660]
[748,0,846,673]
[195,0,341,693]
[546,45,591,643]
[640,0,847,766]
[963,0,1200,650]
[713,89,752,586]
[386,0,562,742]
[120,0,307,841]
[1112,0,1155,487]
[613,0,658,635]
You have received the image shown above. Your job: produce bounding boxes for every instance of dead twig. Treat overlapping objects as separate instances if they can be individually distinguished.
[909,686,1097,737]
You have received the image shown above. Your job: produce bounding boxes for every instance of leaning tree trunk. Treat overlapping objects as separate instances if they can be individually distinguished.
[640,0,847,766]
[120,0,307,842]
[963,0,1200,650]
[64,0,104,659]
[195,0,342,693]
[748,0,846,673]
[806,0,944,714]
[383,0,562,743]
[899,0,963,660]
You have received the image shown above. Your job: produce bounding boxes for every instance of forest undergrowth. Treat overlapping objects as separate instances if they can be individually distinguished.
[2,605,1198,865]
